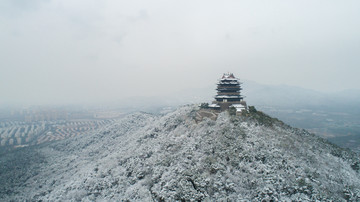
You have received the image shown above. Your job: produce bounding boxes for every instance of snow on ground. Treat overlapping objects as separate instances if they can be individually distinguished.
[1,105,359,201]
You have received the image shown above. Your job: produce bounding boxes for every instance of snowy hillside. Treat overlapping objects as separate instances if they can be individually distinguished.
[1,105,360,201]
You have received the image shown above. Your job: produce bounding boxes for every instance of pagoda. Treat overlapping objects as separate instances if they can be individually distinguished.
[209,73,247,112]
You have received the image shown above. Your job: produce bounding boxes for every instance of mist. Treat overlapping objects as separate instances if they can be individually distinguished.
[1,0,360,106]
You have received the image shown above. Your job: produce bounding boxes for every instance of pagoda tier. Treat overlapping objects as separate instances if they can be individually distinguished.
[215,96,243,103]
[217,88,242,92]
[217,92,241,95]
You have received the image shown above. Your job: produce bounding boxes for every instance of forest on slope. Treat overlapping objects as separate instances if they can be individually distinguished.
[1,105,359,201]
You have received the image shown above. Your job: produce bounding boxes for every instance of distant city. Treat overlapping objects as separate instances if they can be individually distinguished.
[0,106,126,154]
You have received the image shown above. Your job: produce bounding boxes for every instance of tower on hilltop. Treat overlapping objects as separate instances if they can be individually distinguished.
[208,73,247,112]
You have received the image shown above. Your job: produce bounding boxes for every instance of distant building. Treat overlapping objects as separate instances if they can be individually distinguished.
[209,73,247,113]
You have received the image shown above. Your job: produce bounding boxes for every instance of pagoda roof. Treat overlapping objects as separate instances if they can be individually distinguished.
[219,77,238,81]
[217,81,240,85]
[221,73,237,79]
[208,104,220,108]
[215,95,243,99]
[218,73,241,83]
[232,103,246,108]
[231,103,246,112]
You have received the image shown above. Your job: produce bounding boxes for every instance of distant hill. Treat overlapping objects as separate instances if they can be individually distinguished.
[242,81,360,112]
[1,105,359,201]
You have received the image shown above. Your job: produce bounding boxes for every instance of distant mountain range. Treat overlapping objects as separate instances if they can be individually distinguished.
[113,80,360,112]
[242,81,360,111]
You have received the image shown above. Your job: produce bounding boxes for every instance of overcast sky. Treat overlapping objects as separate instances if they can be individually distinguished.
[1,0,360,106]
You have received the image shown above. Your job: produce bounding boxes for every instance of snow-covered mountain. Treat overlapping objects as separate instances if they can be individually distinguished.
[1,105,359,201]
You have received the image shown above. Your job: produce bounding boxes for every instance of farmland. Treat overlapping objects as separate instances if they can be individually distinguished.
[0,119,116,154]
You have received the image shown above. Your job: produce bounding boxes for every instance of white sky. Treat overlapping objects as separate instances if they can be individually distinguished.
[1,0,360,105]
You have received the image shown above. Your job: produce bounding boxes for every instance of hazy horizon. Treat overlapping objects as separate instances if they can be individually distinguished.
[1,0,360,106]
